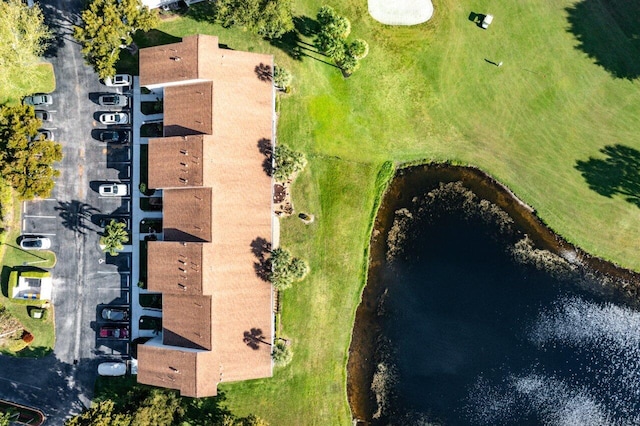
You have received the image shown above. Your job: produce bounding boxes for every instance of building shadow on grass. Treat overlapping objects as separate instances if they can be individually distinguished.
[566,0,640,79]
[575,144,640,207]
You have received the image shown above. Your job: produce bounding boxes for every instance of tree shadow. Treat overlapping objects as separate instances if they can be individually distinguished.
[254,63,272,82]
[181,1,217,24]
[242,327,270,350]
[257,138,273,177]
[38,2,82,59]
[55,200,98,235]
[251,237,271,282]
[575,144,640,207]
[566,0,640,79]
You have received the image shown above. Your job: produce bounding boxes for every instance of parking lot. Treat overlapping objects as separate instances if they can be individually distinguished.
[0,0,137,419]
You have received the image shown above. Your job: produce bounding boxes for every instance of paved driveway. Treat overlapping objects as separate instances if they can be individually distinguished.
[0,0,133,422]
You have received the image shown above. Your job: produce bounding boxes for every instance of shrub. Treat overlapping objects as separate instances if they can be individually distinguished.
[273,65,292,91]
[21,331,34,344]
[271,340,292,367]
[274,145,307,182]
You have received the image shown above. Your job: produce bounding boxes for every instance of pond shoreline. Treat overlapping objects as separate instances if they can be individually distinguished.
[347,163,640,424]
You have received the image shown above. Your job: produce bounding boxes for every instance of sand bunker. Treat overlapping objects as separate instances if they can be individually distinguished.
[368,0,433,26]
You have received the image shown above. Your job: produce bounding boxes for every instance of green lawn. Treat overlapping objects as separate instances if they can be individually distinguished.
[0,197,56,357]
[0,62,56,105]
[147,0,640,423]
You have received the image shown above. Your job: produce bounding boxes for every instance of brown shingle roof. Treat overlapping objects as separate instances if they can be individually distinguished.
[139,35,201,87]
[147,241,203,295]
[148,135,204,189]
[137,34,274,397]
[162,188,212,242]
[162,293,212,350]
[137,343,219,398]
[163,82,213,136]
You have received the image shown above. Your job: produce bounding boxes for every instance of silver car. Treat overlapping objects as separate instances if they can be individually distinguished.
[35,110,52,122]
[23,94,53,106]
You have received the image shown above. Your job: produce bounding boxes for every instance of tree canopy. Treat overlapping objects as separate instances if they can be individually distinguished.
[214,0,294,39]
[0,0,52,97]
[269,247,309,290]
[314,5,369,74]
[100,219,129,256]
[65,386,269,426]
[274,144,306,181]
[0,105,62,200]
[73,0,158,79]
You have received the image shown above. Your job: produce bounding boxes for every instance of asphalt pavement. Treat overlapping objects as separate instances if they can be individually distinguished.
[0,0,134,422]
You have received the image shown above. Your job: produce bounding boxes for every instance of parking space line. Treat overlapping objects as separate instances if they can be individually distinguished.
[0,376,42,390]
[97,271,124,274]
[23,215,57,219]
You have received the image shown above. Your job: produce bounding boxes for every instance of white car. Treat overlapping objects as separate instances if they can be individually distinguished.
[99,183,128,197]
[19,236,51,250]
[98,362,127,376]
[99,112,129,125]
[104,74,132,87]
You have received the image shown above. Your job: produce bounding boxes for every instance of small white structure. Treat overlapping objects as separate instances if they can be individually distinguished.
[12,275,52,301]
[482,14,494,29]
[369,0,434,26]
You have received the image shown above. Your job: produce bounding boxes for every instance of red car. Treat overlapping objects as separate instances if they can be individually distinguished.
[99,326,129,339]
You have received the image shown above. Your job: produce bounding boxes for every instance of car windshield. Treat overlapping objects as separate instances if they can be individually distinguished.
[103,96,115,103]
[24,240,42,247]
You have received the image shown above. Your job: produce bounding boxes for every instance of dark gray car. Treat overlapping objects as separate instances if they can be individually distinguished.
[98,94,128,107]
[101,307,129,322]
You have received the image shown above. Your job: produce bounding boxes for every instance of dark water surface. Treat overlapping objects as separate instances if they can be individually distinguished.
[348,165,640,426]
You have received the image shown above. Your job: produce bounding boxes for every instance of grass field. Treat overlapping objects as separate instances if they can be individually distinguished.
[0,62,56,105]
[146,0,640,423]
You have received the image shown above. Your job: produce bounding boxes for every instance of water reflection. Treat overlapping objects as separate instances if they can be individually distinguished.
[351,167,640,425]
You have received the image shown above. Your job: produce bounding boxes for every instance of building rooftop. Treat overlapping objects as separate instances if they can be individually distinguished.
[137,34,275,397]
[148,135,204,189]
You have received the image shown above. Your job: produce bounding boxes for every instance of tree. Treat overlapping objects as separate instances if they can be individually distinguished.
[269,247,309,290]
[0,0,52,97]
[130,389,184,426]
[215,0,294,39]
[274,144,306,181]
[273,65,292,91]
[314,5,368,75]
[100,219,129,256]
[73,0,158,79]
[271,340,292,367]
[65,400,132,426]
[0,105,62,200]
[348,39,369,60]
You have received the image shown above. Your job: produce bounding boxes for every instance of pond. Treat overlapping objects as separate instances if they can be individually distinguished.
[348,164,640,425]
